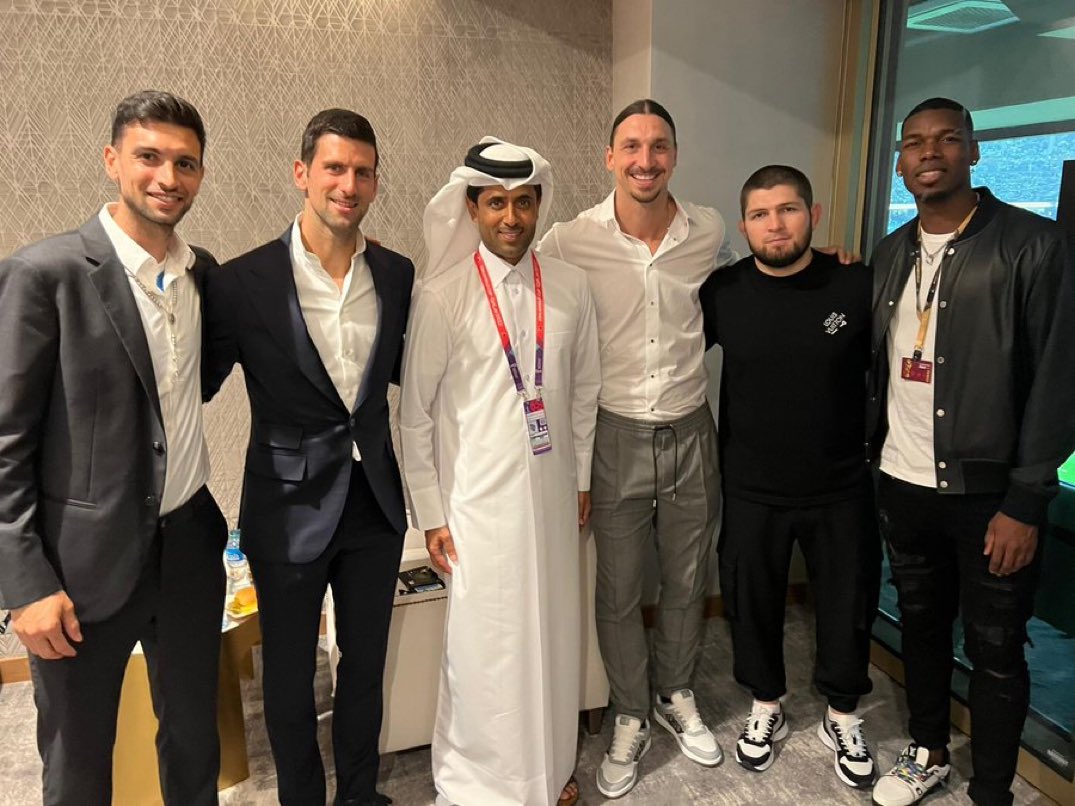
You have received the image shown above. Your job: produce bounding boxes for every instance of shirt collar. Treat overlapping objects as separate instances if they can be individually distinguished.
[290,214,367,277]
[98,204,195,285]
[478,242,533,287]
[595,190,692,241]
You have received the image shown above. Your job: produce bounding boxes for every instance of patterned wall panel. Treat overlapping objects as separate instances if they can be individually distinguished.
[0,0,612,656]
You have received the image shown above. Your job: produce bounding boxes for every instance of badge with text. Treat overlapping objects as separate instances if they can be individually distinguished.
[524,397,552,455]
[901,357,933,384]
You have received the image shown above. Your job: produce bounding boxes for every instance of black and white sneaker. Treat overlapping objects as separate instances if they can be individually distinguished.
[734,704,788,772]
[817,712,877,788]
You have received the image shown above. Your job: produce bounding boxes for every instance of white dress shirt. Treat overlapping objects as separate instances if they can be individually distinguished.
[539,191,736,420]
[289,216,379,460]
[97,204,209,515]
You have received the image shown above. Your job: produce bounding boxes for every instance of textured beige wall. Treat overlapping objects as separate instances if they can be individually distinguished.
[0,0,611,657]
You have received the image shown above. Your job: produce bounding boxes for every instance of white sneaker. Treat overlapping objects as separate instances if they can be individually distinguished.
[871,743,950,806]
[735,703,788,772]
[818,712,877,788]
[596,714,651,799]
[652,689,723,766]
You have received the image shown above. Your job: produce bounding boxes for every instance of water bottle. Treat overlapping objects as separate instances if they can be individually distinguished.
[223,529,256,624]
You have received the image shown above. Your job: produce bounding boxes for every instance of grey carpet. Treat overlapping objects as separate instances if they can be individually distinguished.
[0,606,1054,805]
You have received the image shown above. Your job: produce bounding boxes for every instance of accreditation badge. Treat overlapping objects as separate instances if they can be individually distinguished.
[900,357,933,384]
[523,397,552,455]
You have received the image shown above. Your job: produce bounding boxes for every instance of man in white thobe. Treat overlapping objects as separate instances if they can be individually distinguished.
[400,139,601,806]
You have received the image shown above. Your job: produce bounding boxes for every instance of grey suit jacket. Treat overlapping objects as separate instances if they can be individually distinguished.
[0,216,216,622]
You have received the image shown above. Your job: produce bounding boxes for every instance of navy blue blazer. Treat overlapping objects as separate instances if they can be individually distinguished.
[203,228,414,563]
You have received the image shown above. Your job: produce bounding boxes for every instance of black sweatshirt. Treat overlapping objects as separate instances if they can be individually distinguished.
[700,249,871,505]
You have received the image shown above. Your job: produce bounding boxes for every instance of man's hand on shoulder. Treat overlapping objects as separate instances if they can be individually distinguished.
[11,590,82,660]
[425,526,457,576]
[816,245,861,265]
[984,512,1038,576]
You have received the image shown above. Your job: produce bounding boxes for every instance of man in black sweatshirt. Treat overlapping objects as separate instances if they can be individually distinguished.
[700,165,879,790]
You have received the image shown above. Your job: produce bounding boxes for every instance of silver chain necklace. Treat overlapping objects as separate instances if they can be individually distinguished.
[131,274,180,380]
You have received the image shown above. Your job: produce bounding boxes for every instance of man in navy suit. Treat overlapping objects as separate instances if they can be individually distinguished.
[203,109,414,806]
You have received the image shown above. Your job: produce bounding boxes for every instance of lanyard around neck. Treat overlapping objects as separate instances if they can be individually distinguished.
[474,250,545,396]
[910,200,979,360]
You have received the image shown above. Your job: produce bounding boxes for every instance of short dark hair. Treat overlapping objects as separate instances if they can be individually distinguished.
[300,108,379,168]
[111,90,206,157]
[609,99,677,147]
[465,184,543,205]
[739,165,813,217]
[901,97,974,139]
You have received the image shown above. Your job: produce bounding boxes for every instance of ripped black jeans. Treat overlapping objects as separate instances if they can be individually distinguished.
[877,473,1042,806]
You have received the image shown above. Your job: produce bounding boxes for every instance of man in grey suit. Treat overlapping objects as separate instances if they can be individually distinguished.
[0,91,227,806]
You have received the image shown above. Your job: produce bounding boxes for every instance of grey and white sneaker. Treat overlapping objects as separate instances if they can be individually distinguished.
[653,689,723,766]
[596,714,652,799]
[871,743,950,806]
[735,703,788,772]
[818,712,877,789]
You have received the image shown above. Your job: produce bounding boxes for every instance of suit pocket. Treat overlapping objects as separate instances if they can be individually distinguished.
[245,445,307,482]
[251,422,303,450]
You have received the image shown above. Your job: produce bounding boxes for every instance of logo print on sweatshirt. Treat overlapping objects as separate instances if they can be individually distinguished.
[823,312,847,335]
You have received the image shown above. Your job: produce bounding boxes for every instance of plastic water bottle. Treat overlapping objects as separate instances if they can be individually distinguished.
[223,529,254,627]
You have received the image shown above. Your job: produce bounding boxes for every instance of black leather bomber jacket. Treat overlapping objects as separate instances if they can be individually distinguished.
[866,187,1075,525]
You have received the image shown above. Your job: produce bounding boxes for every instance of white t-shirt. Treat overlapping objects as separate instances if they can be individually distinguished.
[879,229,953,487]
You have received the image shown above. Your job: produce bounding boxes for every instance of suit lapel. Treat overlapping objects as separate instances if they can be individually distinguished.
[353,244,395,413]
[242,236,348,412]
[80,218,164,426]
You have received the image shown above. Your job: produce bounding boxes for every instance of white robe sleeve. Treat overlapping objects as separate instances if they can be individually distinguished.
[399,283,452,531]
[571,277,601,490]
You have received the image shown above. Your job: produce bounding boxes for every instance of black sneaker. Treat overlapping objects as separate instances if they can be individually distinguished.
[817,713,876,788]
[734,705,788,772]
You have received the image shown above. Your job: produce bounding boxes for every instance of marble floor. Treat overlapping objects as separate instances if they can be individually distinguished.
[0,606,1055,805]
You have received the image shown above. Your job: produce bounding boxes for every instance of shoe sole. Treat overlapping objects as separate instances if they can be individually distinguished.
[596,735,652,799]
[734,719,789,773]
[652,709,723,767]
[870,770,949,806]
[817,721,876,789]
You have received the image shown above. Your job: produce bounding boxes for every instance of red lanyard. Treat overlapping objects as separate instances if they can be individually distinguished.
[474,250,545,396]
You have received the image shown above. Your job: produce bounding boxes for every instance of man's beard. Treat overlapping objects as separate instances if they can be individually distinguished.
[751,233,811,269]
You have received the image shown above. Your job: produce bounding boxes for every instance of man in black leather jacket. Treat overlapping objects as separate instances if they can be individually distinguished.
[867,98,1075,806]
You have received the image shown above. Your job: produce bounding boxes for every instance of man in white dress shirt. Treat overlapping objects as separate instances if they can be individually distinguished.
[539,99,733,797]
[203,109,414,806]
[400,139,601,806]
[0,90,227,805]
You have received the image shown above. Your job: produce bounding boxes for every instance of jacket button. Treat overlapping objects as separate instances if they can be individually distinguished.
[939,300,947,308]
[888,300,895,306]
[938,461,947,469]
[936,408,945,417]
[936,356,945,364]
[152,441,165,455]
[349,417,357,427]
[144,495,158,507]
[939,480,949,489]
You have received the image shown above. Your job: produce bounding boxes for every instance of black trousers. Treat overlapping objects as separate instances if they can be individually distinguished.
[29,487,227,806]
[250,462,403,806]
[877,473,1041,806]
[718,486,881,712]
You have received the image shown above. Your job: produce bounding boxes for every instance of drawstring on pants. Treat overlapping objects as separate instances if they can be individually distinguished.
[651,423,680,506]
